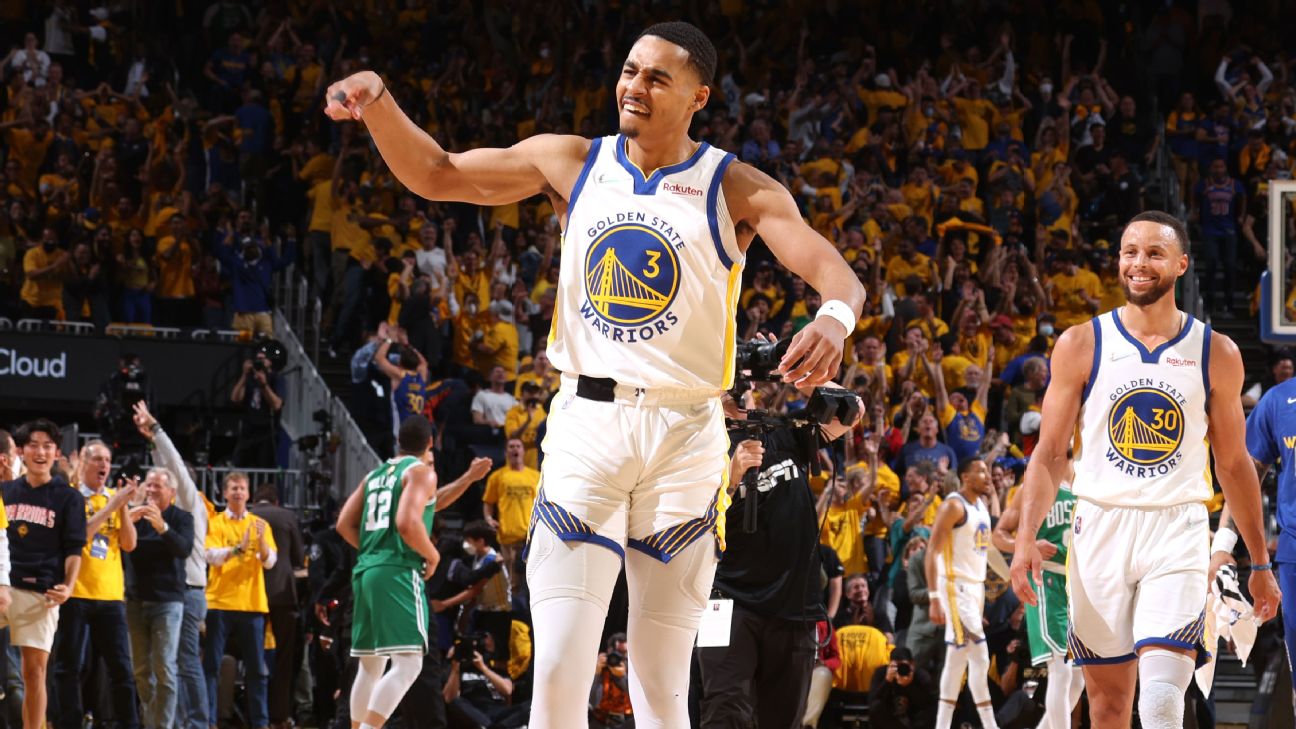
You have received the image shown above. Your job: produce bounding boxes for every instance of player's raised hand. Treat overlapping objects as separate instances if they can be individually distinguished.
[1010,540,1043,606]
[324,71,385,122]
[779,318,846,387]
[1249,569,1281,623]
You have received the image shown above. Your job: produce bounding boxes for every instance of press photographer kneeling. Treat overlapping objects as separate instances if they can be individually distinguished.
[697,336,863,728]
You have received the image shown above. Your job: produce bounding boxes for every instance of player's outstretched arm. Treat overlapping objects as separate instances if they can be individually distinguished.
[724,162,866,387]
[436,457,493,511]
[1010,323,1090,606]
[396,464,442,578]
[325,71,589,206]
[1207,332,1282,622]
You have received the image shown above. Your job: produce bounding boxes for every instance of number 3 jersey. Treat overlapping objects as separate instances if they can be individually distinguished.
[549,134,745,390]
[1074,309,1212,508]
[355,456,433,573]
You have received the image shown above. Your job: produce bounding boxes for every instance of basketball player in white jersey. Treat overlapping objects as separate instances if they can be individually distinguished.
[1009,210,1280,729]
[324,22,866,729]
[925,458,998,729]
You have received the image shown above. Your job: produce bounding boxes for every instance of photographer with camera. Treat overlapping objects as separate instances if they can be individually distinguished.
[696,335,863,729]
[589,633,632,728]
[94,353,151,464]
[443,632,526,729]
[868,645,936,729]
[215,210,296,337]
[230,344,284,469]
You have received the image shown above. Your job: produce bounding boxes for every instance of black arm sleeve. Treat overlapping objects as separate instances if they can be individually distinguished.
[61,489,88,557]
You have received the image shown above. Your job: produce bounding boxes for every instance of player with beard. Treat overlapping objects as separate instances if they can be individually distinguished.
[1010,210,1280,729]
[324,20,864,729]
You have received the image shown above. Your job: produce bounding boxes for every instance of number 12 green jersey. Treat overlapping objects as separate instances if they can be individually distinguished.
[356,456,434,573]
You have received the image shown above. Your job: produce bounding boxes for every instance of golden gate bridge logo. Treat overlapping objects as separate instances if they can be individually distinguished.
[583,224,679,326]
[1106,388,1184,466]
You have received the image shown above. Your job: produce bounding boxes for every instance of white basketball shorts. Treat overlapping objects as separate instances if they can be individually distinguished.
[1067,499,1210,666]
[938,578,986,647]
[527,375,730,563]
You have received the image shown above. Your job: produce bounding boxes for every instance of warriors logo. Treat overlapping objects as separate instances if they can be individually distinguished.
[1106,387,1185,471]
[580,223,681,341]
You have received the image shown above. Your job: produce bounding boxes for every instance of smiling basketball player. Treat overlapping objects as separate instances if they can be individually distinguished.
[1010,210,1280,729]
[325,21,865,729]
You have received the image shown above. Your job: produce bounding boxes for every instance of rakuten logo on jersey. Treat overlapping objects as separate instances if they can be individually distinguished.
[0,349,67,378]
[661,181,703,197]
[1164,357,1197,367]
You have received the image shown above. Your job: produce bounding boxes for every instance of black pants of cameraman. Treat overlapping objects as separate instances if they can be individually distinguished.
[696,604,818,729]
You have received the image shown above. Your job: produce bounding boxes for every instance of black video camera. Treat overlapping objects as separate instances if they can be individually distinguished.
[733,337,790,383]
[453,633,484,660]
[607,650,626,668]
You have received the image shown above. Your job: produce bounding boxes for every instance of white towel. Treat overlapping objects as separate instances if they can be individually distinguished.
[1195,564,1259,694]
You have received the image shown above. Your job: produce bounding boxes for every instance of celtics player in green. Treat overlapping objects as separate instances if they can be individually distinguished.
[993,466,1084,729]
[337,415,443,729]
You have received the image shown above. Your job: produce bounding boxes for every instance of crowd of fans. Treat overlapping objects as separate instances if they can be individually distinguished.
[3,1,1296,728]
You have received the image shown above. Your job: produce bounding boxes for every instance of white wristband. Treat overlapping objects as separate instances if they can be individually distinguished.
[1211,527,1238,555]
[816,299,857,336]
[927,590,940,602]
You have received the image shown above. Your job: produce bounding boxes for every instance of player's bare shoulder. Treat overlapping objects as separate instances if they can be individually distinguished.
[1048,319,1098,386]
[1207,327,1243,364]
[719,159,786,213]
[717,158,793,241]
[512,133,596,201]
[1206,326,1246,394]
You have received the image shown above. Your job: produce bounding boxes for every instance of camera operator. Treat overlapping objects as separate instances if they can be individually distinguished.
[230,348,283,468]
[590,633,632,728]
[868,645,936,729]
[697,337,863,729]
[443,632,527,729]
[214,210,295,337]
[93,354,151,463]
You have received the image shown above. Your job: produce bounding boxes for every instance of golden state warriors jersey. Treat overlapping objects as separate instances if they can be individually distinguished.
[549,134,744,390]
[937,492,991,583]
[1074,309,1212,507]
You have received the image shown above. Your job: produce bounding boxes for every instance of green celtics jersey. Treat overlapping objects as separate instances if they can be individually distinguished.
[1038,482,1076,565]
[355,456,433,572]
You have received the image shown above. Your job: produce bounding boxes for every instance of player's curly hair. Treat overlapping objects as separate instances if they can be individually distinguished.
[638,21,717,86]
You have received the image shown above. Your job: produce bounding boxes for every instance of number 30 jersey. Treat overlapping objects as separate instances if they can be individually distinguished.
[1073,308,1212,508]
[549,134,745,390]
[355,456,433,573]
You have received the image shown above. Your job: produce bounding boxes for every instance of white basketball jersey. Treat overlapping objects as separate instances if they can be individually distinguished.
[1073,309,1212,508]
[549,134,744,390]
[937,492,991,583]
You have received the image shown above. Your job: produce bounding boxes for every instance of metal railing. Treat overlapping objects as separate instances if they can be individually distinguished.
[192,466,324,516]
[271,305,377,503]
[6,317,250,342]
[273,267,322,363]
